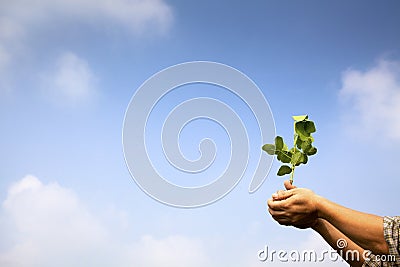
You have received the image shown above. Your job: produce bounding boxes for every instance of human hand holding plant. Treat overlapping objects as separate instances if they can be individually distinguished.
[267,181,320,229]
[264,117,392,265]
[267,180,390,258]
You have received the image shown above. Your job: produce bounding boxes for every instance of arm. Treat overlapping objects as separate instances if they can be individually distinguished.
[267,181,389,255]
[315,195,388,255]
[312,218,366,267]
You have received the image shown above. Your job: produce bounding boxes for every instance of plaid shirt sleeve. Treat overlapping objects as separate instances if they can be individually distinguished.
[362,216,400,267]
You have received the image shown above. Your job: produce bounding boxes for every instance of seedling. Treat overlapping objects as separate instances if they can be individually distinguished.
[262,115,317,184]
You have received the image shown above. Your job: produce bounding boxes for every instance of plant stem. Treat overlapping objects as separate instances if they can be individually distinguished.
[290,121,297,185]
[290,166,295,184]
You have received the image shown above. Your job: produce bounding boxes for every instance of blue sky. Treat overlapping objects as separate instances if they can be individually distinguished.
[1,0,400,266]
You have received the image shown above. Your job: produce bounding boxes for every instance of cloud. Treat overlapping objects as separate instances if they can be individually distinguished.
[0,45,11,94]
[0,175,109,267]
[0,45,10,72]
[339,58,400,140]
[0,175,357,267]
[0,0,173,92]
[0,17,23,66]
[1,0,173,36]
[0,17,23,94]
[2,0,173,35]
[0,175,209,267]
[41,52,97,104]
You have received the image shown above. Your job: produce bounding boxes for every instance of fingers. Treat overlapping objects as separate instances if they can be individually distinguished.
[284,180,297,190]
[267,198,280,211]
[271,181,297,201]
[272,190,285,200]
[268,207,286,217]
[272,216,291,226]
[267,184,298,226]
[267,197,288,211]
[272,189,294,201]
[269,212,291,226]
[267,198,293,227]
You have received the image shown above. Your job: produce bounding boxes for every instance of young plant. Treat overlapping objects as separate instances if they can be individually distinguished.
[262,115,317,184]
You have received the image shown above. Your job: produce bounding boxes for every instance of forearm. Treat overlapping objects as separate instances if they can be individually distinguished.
[312,218,365,267]
[316,196,388,255]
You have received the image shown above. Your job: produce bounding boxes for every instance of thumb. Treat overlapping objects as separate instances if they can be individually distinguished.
[284,180,297,190]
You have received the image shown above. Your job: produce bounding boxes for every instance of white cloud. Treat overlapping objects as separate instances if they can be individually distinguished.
[339,58,400,140]
[41,52,97,104]
[0,175,109,267]
[0,45,11,95]
[0,175,209,267]
[2,0,173,35]
[0,0,173,92]
[0,17,23,95]
[0,175,358,267]
[0,44,11,71]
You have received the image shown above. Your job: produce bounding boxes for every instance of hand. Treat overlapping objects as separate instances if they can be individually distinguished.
[267,181,319,229]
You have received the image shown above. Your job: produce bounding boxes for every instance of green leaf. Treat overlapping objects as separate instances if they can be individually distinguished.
[301,139,312,152]
[296,137,303,149]
[306,146,317,156]
[277,151,292,163]
[291,150,302,165]
[301,153,308,164]
[295,121,310,140]
[304,121,316,133]
[292,115,308,121]
[275,136,284,151]
[295,153,308,166]
[282,143,289,152]
[277,165,292,176]
[262,144,276,155]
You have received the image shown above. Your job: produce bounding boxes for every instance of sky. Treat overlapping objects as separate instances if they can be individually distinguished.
[1,0,400,266]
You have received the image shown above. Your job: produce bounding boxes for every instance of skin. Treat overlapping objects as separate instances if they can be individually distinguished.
[267,181,389,266]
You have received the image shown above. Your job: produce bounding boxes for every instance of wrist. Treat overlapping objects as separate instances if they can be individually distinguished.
[314,194,327,219]
[311,218,325,231]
